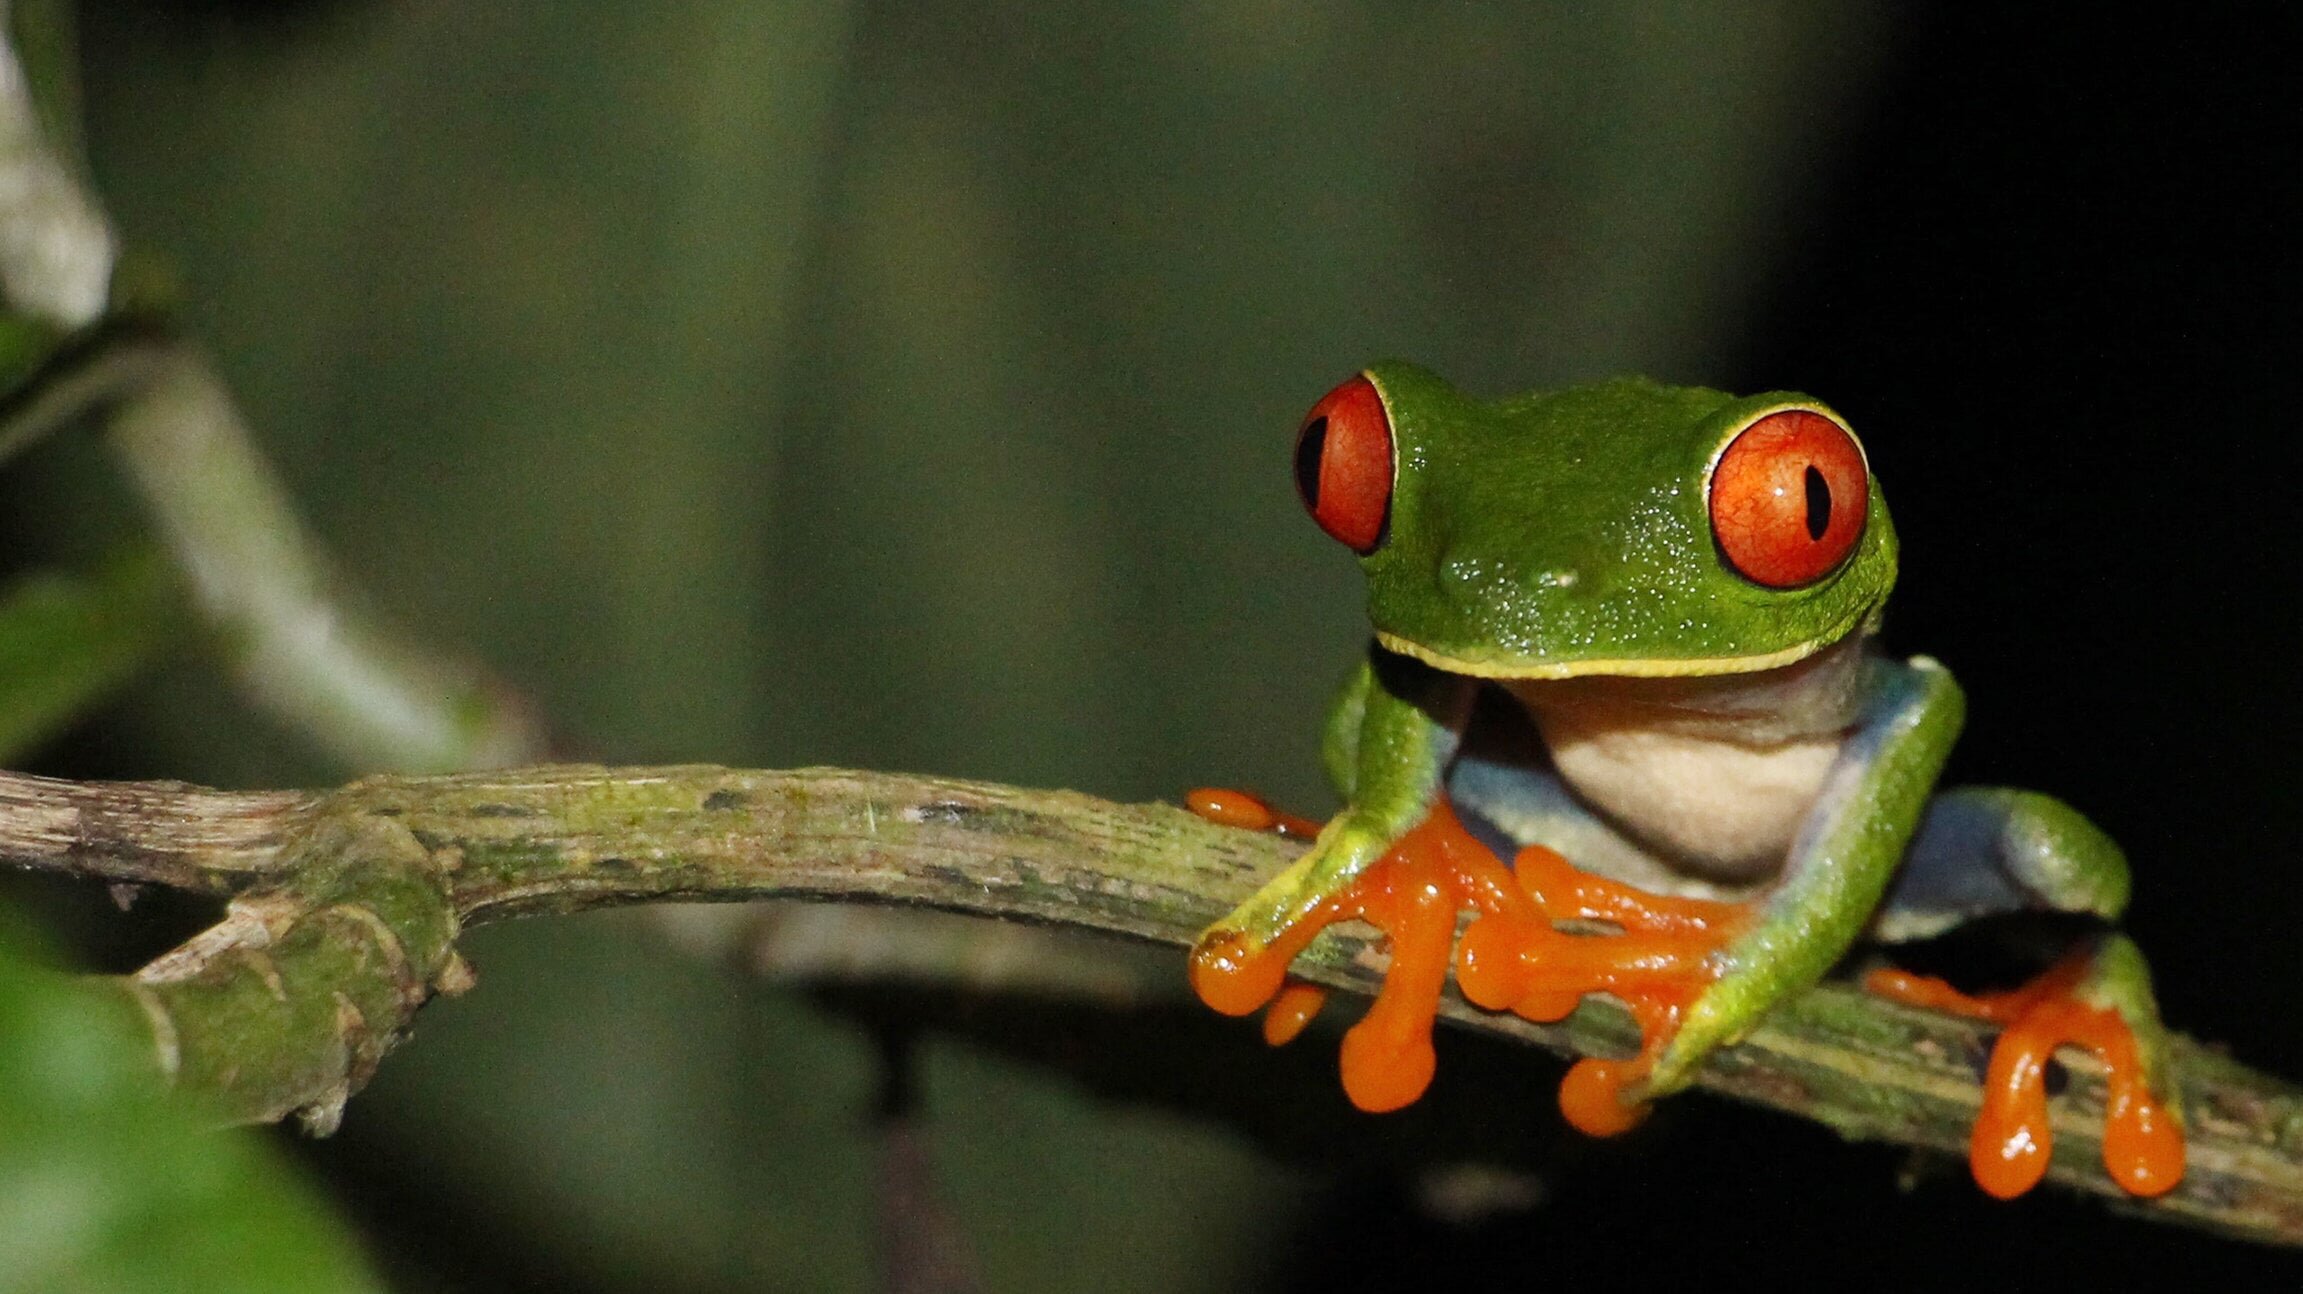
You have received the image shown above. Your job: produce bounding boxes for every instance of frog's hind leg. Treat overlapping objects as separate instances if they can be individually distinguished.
[1869,787,2184,1197]
[1872,787,2130,943]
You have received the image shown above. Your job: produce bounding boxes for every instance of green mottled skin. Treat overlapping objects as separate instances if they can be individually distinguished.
[1360,363,1893,675]
[1211,362,2173,1105]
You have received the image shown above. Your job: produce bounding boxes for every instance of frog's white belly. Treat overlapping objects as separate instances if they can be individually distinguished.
[1531,709,1841,883]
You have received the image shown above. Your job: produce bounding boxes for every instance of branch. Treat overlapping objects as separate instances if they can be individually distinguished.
[0,0,547,776]
[0,0,110,331]
[6,763,2301,1244]
[0,322,551,772]
[103,341,549,772]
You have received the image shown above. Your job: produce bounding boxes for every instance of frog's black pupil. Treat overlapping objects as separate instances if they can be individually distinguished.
[1803,464,1830,541]
[1295,416,1329,507]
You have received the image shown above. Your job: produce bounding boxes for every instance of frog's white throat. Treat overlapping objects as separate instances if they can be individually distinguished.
[1499,634,1873,883]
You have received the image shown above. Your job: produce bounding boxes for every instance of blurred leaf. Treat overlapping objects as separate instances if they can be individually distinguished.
[0,315,63,405]
[0,907,381,1294]
[8,0,88,164]
[0,550,176,765]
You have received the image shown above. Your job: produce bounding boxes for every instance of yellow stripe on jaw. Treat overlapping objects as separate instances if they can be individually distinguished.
[1373,630,1832,680]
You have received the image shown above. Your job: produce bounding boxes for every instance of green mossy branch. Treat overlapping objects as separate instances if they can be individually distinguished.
[5,763,2302,1244]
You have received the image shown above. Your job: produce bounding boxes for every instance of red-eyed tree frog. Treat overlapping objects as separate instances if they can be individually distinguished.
[1188,363,2185,1200]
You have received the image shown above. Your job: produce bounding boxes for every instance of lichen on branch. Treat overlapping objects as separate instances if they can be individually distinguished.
[3,763,2302,1244]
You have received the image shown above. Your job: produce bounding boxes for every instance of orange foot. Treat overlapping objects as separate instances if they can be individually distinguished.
[1454,833,1750,1135]
[1186,791,1531,1111]
[1865,955,2184,1199]
[1184,791,1750,1132]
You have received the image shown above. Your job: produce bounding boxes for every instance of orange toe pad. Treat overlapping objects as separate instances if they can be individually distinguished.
[1866,956,2183,1198]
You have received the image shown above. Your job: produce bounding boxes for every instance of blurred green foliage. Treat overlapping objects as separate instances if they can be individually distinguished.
[0,551,174,765]
[0,910,380,1292]
[12,1,1893,1288]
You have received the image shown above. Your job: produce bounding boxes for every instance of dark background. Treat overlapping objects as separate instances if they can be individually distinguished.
[20,2,2302,1288]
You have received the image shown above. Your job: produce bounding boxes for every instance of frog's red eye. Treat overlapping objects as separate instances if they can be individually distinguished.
[1708,407,1868,588]
[1295,375,1394,554]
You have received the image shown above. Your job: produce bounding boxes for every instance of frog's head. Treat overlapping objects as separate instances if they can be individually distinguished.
[1293,361,1897,679]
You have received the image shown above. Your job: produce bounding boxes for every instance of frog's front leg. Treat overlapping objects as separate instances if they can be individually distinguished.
[1193,648,1472,976]
[1646,660,2184,1197]
[1642,655,1965,1096]
[1191,649,1502,1110]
